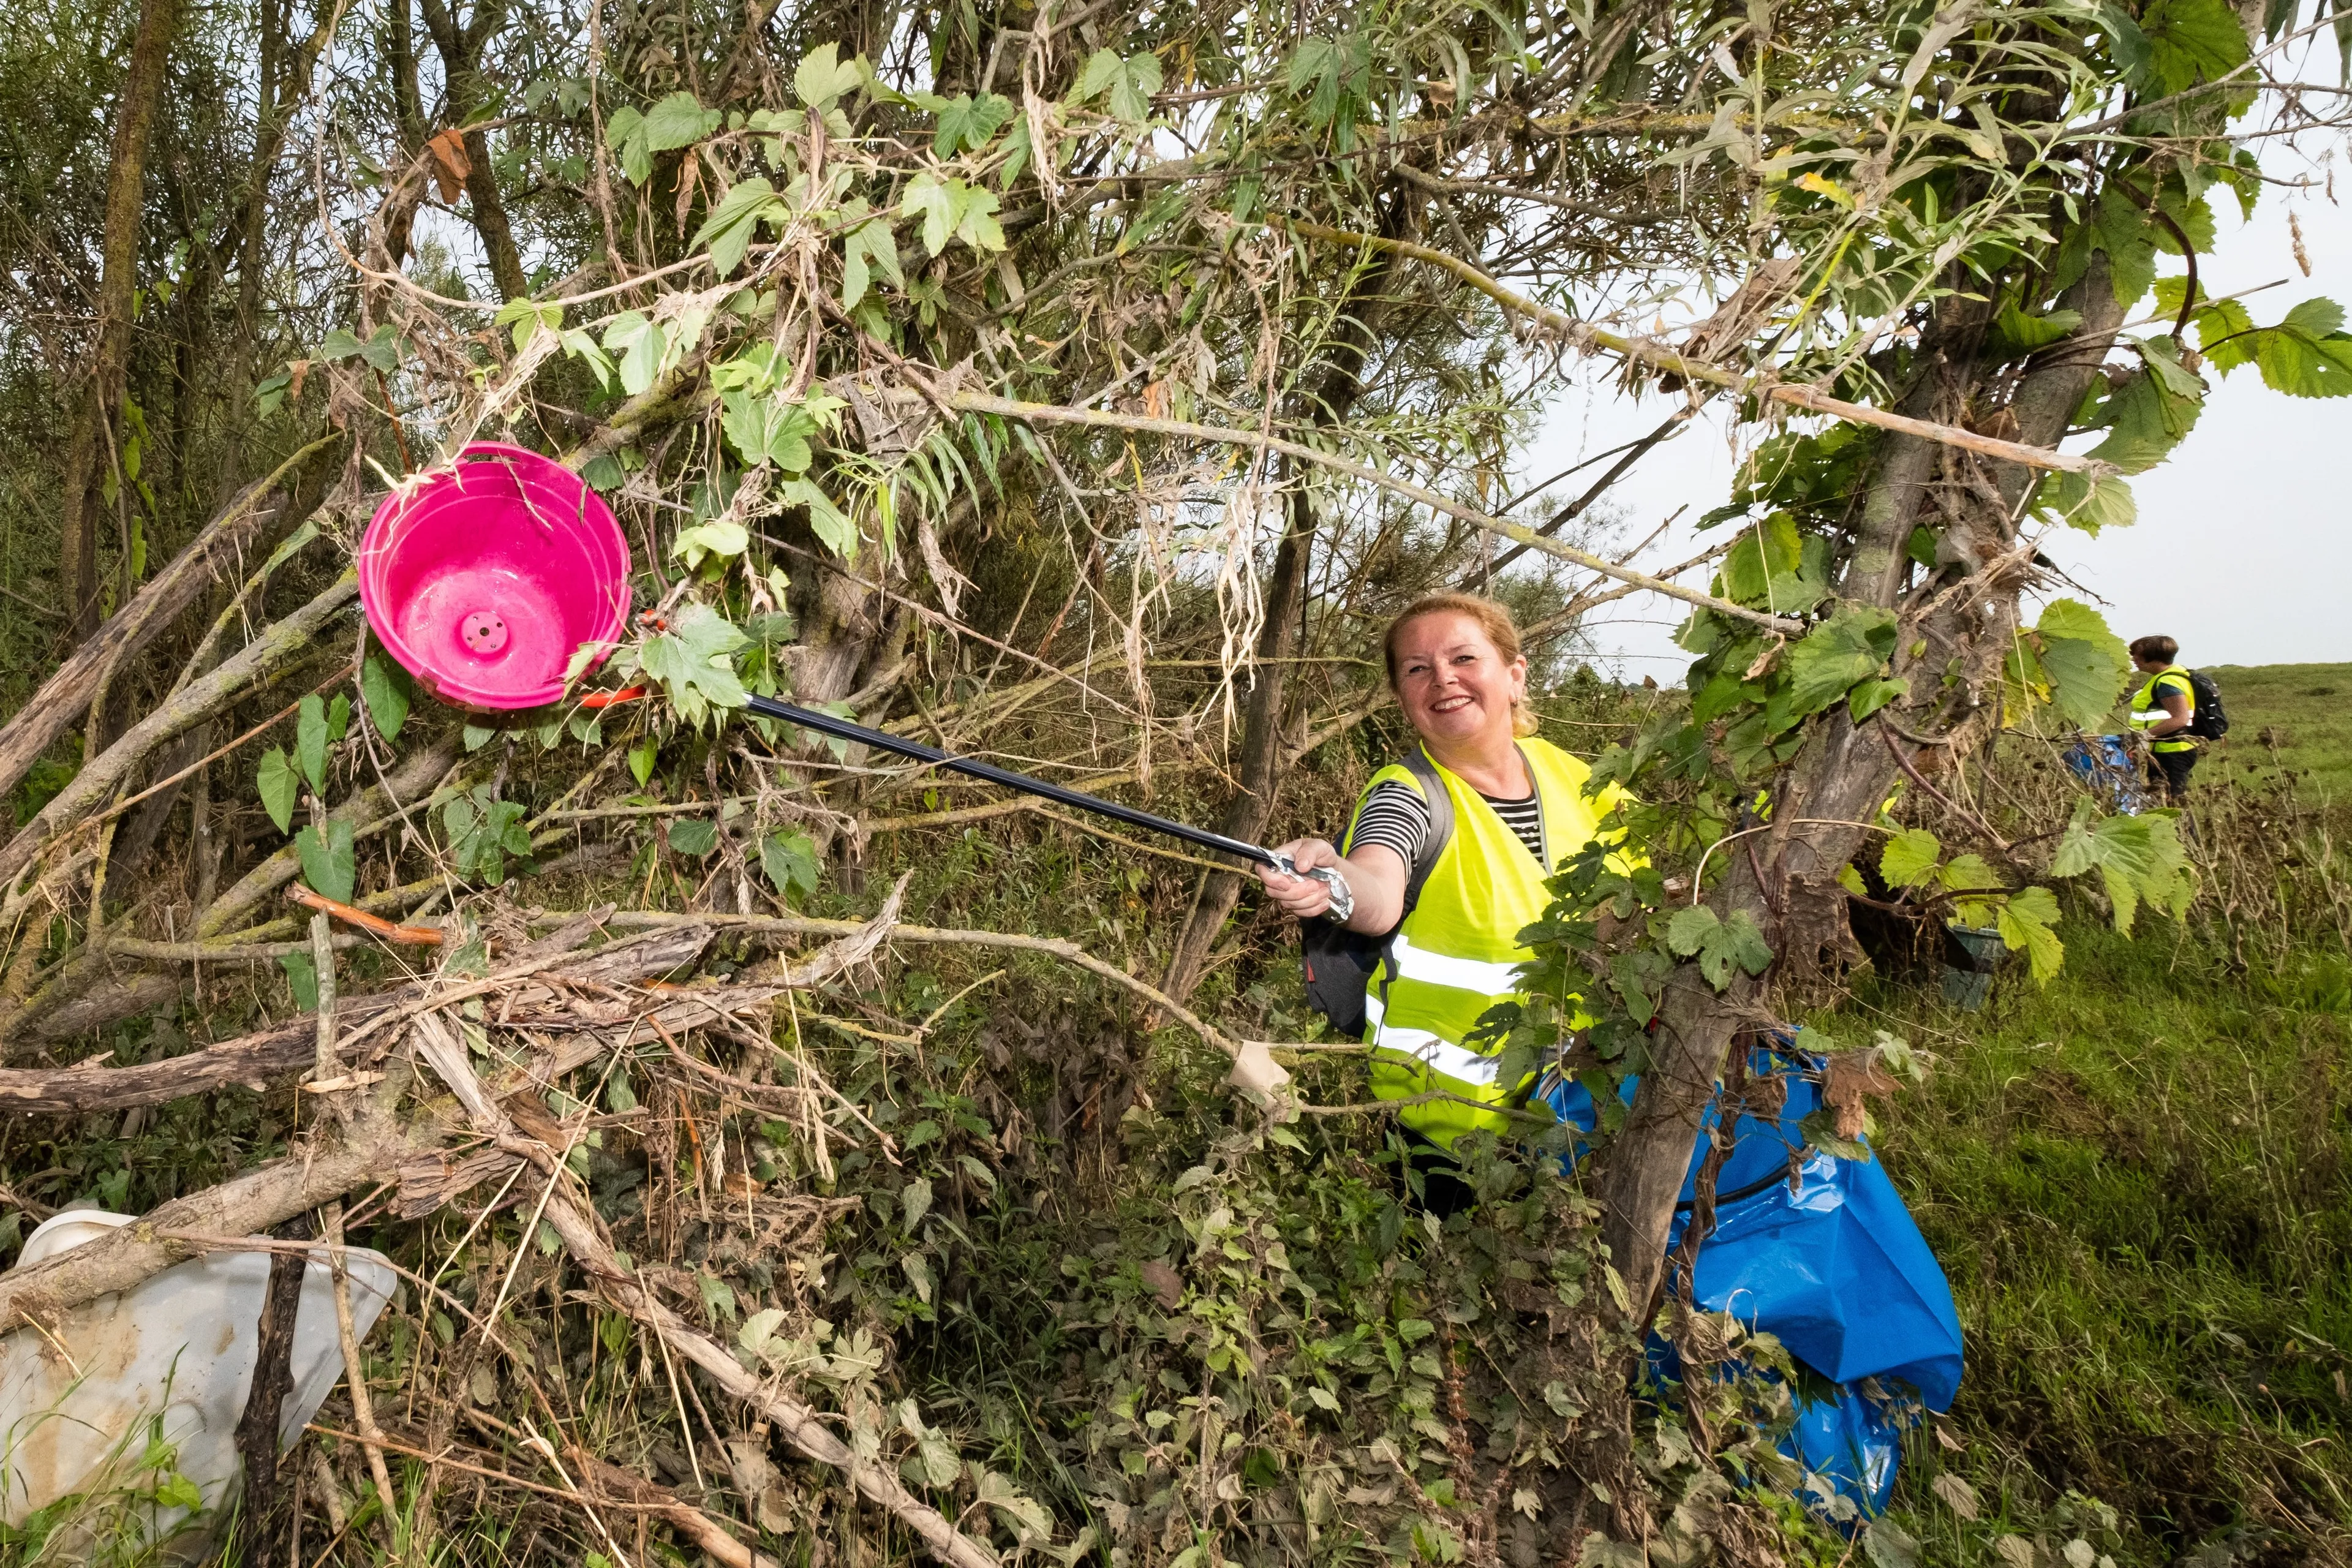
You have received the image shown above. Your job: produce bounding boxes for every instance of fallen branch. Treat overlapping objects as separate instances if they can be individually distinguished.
[0,434,340,804]
[0,571,361,888]
[1283,221,2116,479]
[286,885,446,945]
[405,1025,1001,1568]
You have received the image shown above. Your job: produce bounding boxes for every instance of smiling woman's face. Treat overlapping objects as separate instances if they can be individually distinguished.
[1390,611,1527,747]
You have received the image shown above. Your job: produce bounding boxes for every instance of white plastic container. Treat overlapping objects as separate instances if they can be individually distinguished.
[0,1208,396,1553]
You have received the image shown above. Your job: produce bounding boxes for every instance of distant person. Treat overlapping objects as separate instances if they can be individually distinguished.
[2126,635,2198,799]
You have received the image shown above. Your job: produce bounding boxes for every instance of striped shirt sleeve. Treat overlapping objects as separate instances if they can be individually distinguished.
[1346,780,1431,865]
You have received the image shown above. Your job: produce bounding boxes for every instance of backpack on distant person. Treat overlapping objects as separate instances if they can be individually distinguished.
[2186,669,2228,740]
[1299,748,1455,1038]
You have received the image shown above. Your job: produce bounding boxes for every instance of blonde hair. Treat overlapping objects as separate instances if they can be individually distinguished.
[1384,593,1540,737]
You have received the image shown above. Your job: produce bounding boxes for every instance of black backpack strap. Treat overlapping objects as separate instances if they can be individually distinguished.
[1398,745,1454,917]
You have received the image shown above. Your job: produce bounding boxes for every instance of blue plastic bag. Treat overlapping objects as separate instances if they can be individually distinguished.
[1541,1047,1962,1513]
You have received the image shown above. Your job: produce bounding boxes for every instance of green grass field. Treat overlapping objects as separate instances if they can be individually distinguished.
[1855,662,2352,1562]
[2203,662,2352,801]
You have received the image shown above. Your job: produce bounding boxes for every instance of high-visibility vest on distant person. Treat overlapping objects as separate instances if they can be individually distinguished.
[1347,736,1631,1148]
[2129,666,2197,754]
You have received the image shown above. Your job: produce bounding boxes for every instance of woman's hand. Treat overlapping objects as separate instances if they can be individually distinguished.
[1256,838,1348,919]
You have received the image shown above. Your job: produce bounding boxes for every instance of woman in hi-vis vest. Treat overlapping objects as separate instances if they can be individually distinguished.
[1257,594,1633,1205]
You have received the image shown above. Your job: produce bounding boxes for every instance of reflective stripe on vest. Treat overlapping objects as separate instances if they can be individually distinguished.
[2130,668,2196,753]
[1353,736,1631,1148]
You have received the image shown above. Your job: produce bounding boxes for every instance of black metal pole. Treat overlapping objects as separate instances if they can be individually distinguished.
[742,694,1281,868]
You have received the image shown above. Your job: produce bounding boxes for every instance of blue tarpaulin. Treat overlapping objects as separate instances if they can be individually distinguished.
[1540,1046,1963,1513]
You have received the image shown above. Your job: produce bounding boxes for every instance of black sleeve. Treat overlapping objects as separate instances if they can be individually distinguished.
[1346,779,1432,867]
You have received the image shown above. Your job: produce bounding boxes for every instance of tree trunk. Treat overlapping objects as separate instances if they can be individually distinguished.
[57,0,185,643]
[417,0,529,302]
[1594,257,2128,1327]
[1158,211,1409,1004]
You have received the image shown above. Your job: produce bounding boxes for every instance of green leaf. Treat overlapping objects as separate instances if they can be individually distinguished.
[628,736,658,787]
[902,1175,933,1229]
[841,219,903,311]
[641,91,718,152]
[901,172,1005,257]
[1072,48,1161,123]
[363,654,411,742]
[2033,599,2133,729]
[761,827,821,902]
[2139,0,2252,96]
[2051,806,2190,933]
[2086,365,2201,475]
[153,1472,205,1513]
[925,91,1012,156]
[696,1268,739,1323]
[295,818,357,904]
[1991,301,2082,356]
[1670,906,1771,989]
[257,748,299,835]
[1847,676,1907,723]
[720,390,821,473]
[1781,605,1897,721]
[667,818,719,857]
[636,604,748,726]
[690,178,783,279]
[778,476,858,556]
[279,950,318,1010]
[444,786,530,884]
[602,312,668,397]
[1880,828,1943,891]
[673,519,750,571]
[2035,470,2137,533]
[320,327,365,362]
[1665,905,1720,957]
[795,43,865,110]
[326,693,350,746]
[296,695,330,793]
[1996,884,2065,983]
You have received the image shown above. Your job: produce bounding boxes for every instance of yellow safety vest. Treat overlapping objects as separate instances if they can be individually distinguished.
[1349,737,1631,1148]
[2130,668,2196,754]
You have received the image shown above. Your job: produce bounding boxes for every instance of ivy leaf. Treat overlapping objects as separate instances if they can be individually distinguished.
[666,818,719,858]
[636,604,748,726]
[1879,828,1942,891]
[295,818,356,904]
[1781,605,1897,721]
[761,827,822,902]
[256,747,299,834]
[641,91,719,152]
[362,654,411,742]
[1995,884,2065,983]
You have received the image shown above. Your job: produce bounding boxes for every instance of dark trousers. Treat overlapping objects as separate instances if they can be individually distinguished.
[2147,747,2197,799]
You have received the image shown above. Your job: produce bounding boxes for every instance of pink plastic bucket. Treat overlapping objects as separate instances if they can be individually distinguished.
[357,443,632,711]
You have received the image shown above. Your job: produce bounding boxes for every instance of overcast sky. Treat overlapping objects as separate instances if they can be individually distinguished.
[1521,141,2352,676]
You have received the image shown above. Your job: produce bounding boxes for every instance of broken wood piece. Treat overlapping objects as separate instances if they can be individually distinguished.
[285,885,445,944]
